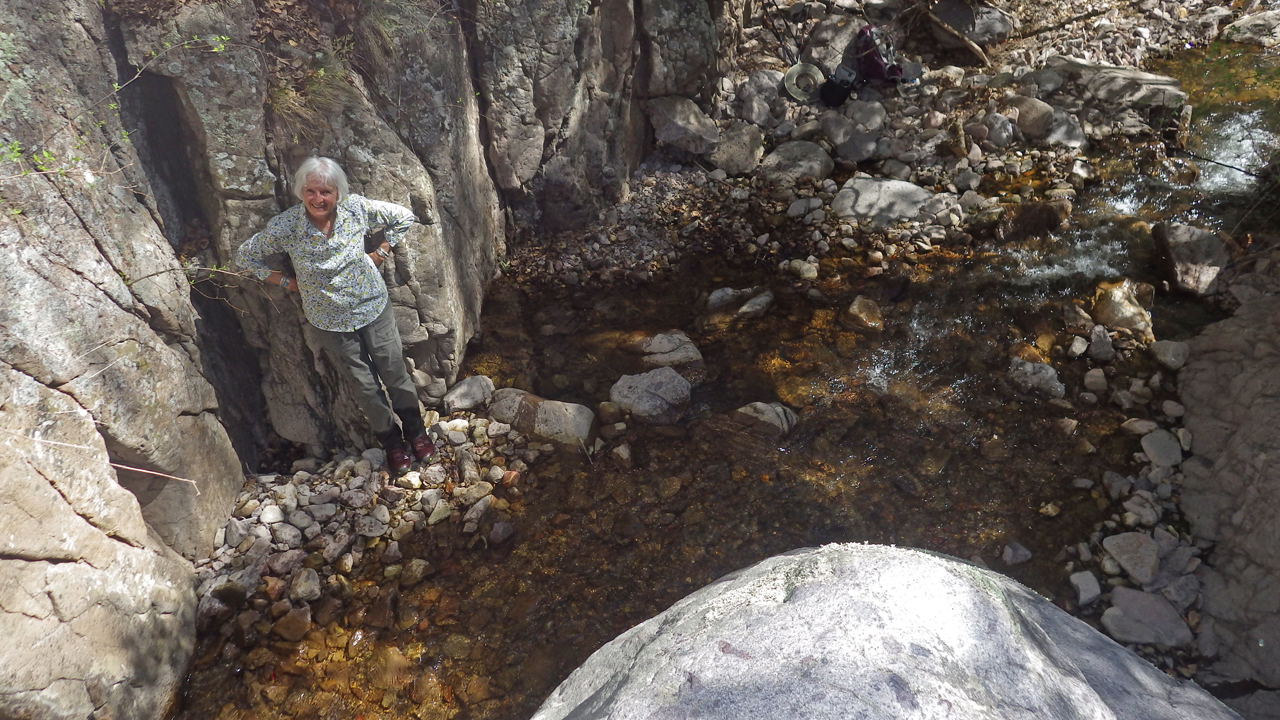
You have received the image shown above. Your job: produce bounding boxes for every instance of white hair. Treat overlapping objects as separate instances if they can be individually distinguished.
[292,157,349,201]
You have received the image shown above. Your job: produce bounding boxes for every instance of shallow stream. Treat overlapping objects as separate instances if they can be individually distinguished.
[179,43,1280,720]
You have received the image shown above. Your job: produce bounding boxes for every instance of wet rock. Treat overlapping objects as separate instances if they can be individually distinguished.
[1102,532,1160,584]
[1070,571,1102,606]
[1091,279,1153,342]
[490,388,596,448]
[1002,541,1032,565]
[271,605,312,642]
[610,367,691,425]
[842,296,883,332]
[759,141,834,185]
[709,121,765,176]
[289,568,322,603]
[1150,340,1190,371]
[427,499,453,526]
[530,544,1238,720]
[443,375,496,413]
[401,558,434,587]
[1007,358,1066,399]
[832,177,934,227]
[1101,587,1193,647]
[1223,11,1280,48]
[733,402,799,438]
[647,96,719,155]
[1153,223,1230,297]
[1083,368,1109,394]
[490,522,515,545]
[370,646,413,690]
[1141,430,1183,467]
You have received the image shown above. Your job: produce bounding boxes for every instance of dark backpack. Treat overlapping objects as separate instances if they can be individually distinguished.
[818,24,903,107]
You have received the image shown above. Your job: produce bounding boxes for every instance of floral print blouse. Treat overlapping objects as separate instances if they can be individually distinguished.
[235,194,416,332]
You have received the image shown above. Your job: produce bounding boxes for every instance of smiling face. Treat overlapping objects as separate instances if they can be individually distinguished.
[301,176,338,225]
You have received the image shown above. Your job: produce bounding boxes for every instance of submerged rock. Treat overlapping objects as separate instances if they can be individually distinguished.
[531,544,1239,720]
[609,367,692,425]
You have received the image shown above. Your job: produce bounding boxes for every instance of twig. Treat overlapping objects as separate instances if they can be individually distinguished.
[0,429,201,493]
[925,10,989,67]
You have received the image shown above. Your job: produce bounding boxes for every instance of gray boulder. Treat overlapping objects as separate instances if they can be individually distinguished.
[532,544,1240,720]
[1150,340,1190,371]
[832,177,935,227]
[489,388,596,448]
[1007,358,1066,399]
[1006,96,1055,139]
[647,96,720,155]
[835,132,880,163]
[1153,222,1230,297]
[1223,11,1280,48]
[1102,587,1194,647]
[442,375,496,413]
[609,367,691,425]
[759,142,834,185]
[709,121,765,176]
[1046,110,1088,149]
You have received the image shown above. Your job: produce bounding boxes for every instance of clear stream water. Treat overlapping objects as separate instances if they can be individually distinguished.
[179,42,1280,720]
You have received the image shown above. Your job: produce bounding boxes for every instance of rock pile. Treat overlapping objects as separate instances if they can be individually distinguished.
[193,407,544,641]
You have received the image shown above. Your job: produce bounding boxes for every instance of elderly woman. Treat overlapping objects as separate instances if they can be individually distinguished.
[235,157,434,475]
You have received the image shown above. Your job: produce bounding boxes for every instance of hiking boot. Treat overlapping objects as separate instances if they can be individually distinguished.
[408,433,436,462]
[386,441,412,476]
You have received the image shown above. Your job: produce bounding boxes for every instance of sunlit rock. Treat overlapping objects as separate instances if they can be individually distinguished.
[489,388,596,448]
[532,544,1239,720]
[1091,278,1154,342]
[1153,222,1230,297]
[609,367,691,425]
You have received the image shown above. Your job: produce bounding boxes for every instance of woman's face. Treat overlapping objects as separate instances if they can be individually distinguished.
[302,177,338,224]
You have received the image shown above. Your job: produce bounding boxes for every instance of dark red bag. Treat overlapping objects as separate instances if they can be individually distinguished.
[853,25,903,84]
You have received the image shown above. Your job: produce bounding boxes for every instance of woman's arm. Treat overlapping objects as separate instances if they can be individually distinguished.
[234,211,300,290]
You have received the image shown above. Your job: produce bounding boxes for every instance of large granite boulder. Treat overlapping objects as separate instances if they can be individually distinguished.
[533,544,1239,720]
[0,365,196,719]
[1180,294,1280,689]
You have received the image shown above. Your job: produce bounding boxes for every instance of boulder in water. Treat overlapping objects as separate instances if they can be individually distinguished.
[531,544,1240,720]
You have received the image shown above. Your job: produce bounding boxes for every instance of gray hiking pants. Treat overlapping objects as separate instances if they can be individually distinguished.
[312,301,419,440]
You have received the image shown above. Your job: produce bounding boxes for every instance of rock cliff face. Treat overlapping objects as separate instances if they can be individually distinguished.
[1180,294,1280,691]
[1,0,726,710]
